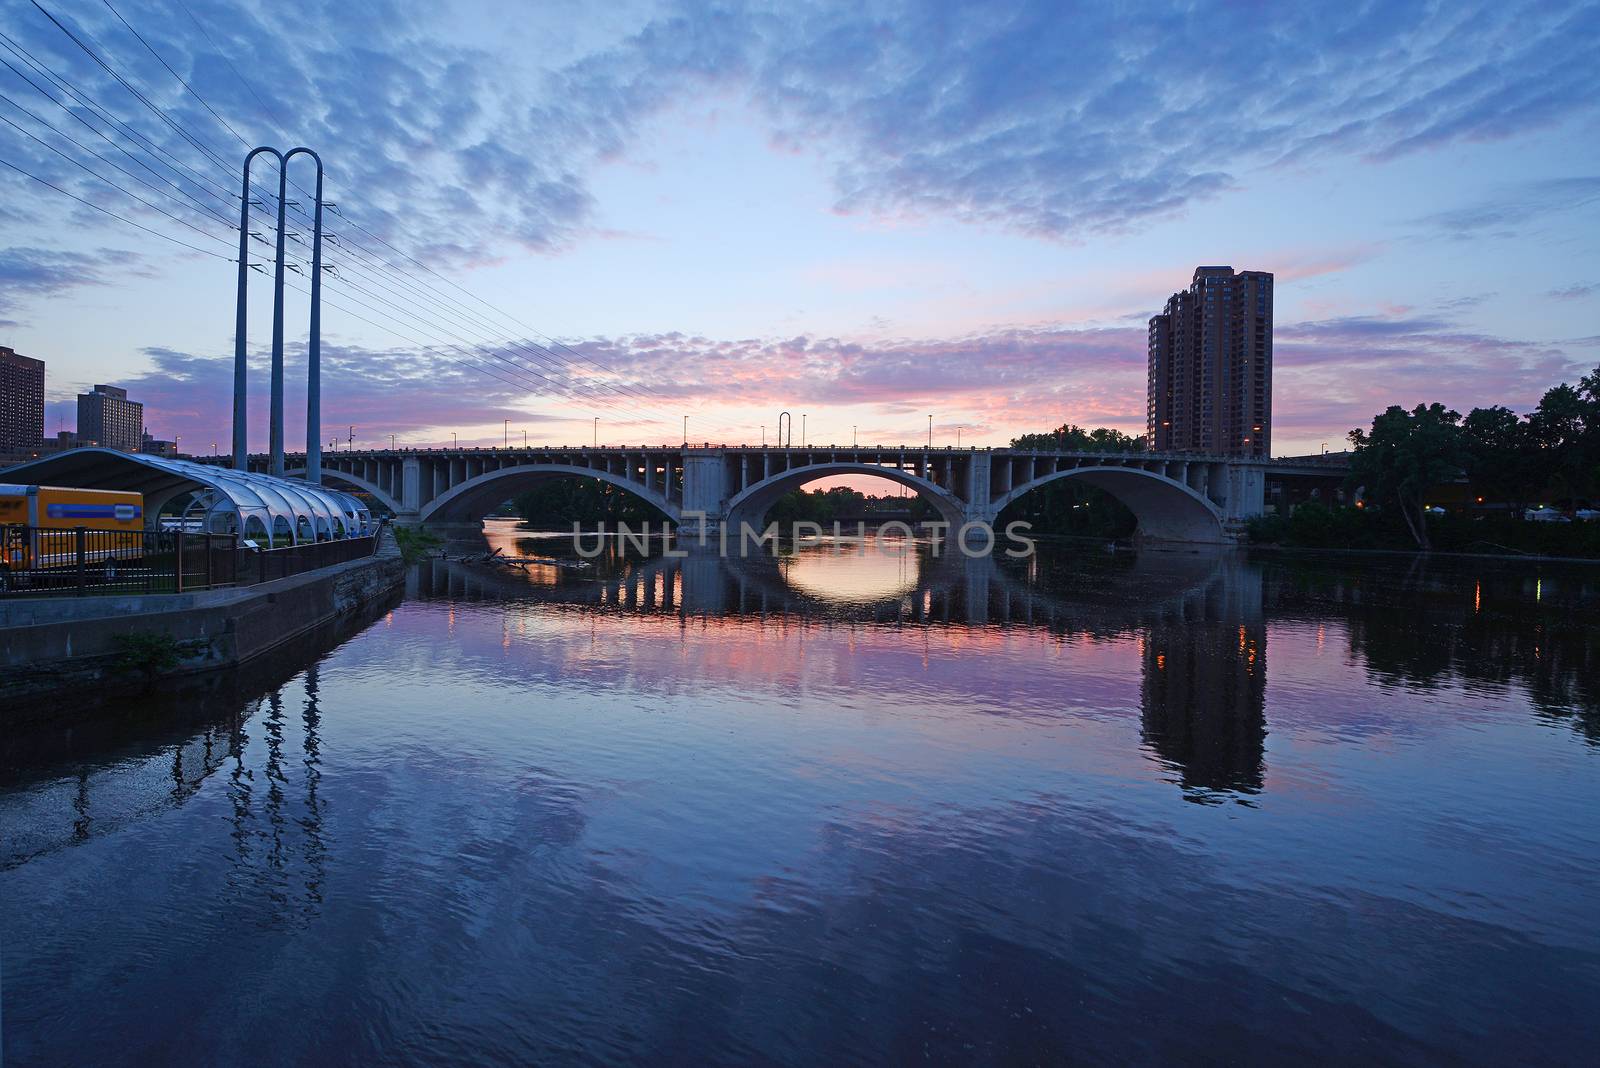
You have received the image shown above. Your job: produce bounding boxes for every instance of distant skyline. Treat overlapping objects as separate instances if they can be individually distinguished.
[2,0,1597,456]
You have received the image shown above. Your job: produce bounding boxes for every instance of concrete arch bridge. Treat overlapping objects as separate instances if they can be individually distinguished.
[226,445,1343,545]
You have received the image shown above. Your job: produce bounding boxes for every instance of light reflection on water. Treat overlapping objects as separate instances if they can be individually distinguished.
[2,521,1598,1064]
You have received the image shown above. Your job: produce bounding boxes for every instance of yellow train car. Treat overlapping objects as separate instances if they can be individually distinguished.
[1,484,145,577]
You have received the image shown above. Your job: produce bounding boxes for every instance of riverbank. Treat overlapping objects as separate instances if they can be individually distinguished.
[1,547,405,715]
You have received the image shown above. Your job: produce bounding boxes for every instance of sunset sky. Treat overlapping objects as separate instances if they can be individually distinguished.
[2,0,1597,457]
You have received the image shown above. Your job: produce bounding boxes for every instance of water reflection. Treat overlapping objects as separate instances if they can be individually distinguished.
[3,530,1599,1064]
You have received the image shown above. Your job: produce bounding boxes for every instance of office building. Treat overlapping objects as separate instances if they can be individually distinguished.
[1147,266,1273,457]
[1,345,46,451]
[77,383,143,452]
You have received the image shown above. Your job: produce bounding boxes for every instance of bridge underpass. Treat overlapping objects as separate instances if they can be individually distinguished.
[214,445,1348,545]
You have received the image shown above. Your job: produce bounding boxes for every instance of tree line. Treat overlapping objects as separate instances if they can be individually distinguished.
[1345,364,1600,549]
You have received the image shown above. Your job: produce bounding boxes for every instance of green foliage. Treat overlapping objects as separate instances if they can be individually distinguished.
[997,479,1136,539]
[1010,423,1146,452]
[1249,504,1600,558]
[392,525,443,563]
[762,486,932,526]
[1460,405,1540,509]
[512,480,671,529]
[1347,403,1466,549]
[113,631,183,688]
[1345,363,1600,550]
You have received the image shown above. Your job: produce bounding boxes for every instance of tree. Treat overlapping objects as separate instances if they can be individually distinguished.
[1460,405,1539,509]
[1529,378,1598,507]
[1347,403,1465,550]
[1010,423,1145,452]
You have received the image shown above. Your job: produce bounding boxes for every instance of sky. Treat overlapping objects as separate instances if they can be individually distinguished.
[2,0,1598,460]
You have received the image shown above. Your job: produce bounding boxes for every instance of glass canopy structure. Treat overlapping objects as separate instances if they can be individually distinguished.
[0,448,372,548]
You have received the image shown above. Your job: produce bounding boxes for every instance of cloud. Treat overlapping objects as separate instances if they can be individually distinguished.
[1408,176,1600,237]
[0,246,115,317]
[92,298,1598,454]
[1547,282,1598,300]
[4,0,1597,271]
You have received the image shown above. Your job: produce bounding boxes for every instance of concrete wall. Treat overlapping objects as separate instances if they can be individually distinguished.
[1,552,405,709]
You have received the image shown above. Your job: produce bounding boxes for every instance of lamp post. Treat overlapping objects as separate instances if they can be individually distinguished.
[927,414,932,447]
[452,432,457,448]
[504,419,509,447]
[390,433,396,449]
[682,415,687,444]
[522,429,528,448]
[593,416,598,448]
[853,425,857,447]
[801,413,806,447]
[957,426,962,448]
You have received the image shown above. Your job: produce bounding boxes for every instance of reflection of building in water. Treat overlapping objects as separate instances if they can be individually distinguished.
[1139,620,1267,798]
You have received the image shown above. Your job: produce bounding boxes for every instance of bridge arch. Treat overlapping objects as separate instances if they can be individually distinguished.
[285,467,402,515]
[989,466,1226,544]
[725,462,967,530]
[419,463,680,525]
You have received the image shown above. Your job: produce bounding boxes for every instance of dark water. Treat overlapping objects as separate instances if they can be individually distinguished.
[3,522,1599,1065]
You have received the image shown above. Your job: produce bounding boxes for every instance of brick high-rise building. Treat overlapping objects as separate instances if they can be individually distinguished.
[1,345,46,451]
[77,383,143,452]
[1147,266,1273,457]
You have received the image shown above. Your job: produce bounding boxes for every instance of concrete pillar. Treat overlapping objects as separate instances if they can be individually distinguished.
[399,457,422,521]
[682,453,729,528]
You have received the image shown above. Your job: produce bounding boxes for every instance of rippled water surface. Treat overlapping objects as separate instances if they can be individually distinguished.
[3,523,1599,1064]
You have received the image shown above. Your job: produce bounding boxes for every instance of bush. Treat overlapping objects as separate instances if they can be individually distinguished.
[113,631,183,689]
[392,525,443,563]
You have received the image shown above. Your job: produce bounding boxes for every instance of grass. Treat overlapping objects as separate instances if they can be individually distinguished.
[392,524,444,563]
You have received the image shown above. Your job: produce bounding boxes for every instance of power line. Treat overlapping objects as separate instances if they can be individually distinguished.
[0,103,234,246]
[0,152,231,258]
[0,84,234,229]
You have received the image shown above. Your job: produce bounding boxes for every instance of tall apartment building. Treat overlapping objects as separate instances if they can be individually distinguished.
[77,383,143,452]
[1,345,46,451]
[1146,266,1273,457]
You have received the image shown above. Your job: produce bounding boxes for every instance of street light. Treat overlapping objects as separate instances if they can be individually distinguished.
[957,426,962,448]
[593,416,598,448]
[927,414,932,447]
[504,419,509,447]
[452,431,458,448]
[522,429,528,448]
[853,425,857,447]
[390,433,396,449]
[801,413,806,446]
[682,415,687,444]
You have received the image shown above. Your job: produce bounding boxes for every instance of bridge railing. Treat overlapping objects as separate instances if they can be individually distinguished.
[1,525,378,597]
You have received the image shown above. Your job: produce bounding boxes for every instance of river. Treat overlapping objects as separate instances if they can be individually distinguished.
[2,520,1598,1064]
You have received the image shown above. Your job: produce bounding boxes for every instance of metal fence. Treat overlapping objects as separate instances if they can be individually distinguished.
[1,525,377,597]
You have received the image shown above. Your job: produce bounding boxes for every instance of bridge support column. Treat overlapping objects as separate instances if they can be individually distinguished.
[682,453,730,532]
[398,456,422,523]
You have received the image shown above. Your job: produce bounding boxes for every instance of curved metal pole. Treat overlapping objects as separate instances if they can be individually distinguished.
[234,146,283,470]
[286,148,324,484]
[268,158,290,477]
[778,411,791,449]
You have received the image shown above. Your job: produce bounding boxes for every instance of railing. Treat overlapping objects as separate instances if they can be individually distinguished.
[1,526,239,596]
[237,533,377,585]
[1,525,378,597]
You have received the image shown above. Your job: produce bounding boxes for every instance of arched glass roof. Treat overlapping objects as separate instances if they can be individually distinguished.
[0,448,372,548]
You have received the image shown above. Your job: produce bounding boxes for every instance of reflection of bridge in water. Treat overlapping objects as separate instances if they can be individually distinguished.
[418,542,1270,801]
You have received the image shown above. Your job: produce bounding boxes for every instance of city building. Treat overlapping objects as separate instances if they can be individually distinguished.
[140,429,178,456]
[1147,266,1273,457]
[1,345,46,451]
[77,384,143,452]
